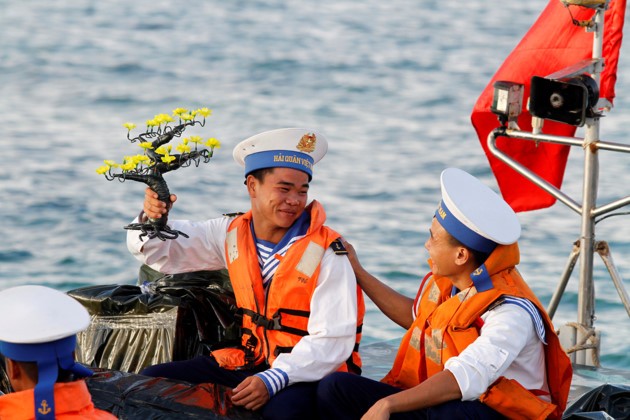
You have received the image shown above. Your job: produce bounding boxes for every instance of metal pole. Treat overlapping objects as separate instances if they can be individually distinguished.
[547,241,581,319]
[574,7,605,365]
[596,241,630,317]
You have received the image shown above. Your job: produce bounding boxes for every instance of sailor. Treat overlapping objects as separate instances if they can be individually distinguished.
[128,128,364,420]
[0,285,115,419]
[317,168,572,419]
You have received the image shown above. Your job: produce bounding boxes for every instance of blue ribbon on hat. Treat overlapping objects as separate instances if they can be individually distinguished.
[435,200,497,254]
[469,263,494,292]
[0,335,93,420]
[244,150,314,178]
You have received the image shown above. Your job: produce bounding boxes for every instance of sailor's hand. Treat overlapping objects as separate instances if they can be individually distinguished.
[361,398,392,420]
[143,187,176,219]
[340,238,364,275]
[231,376,269,411]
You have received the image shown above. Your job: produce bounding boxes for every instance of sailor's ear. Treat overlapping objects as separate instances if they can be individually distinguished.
[454,246,471,266]
[5,358,23,390]
[5,359,38,392]
[245,175,258,197]
[6,358,18,380]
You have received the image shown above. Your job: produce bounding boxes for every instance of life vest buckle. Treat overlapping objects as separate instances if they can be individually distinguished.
[255,314,282,330]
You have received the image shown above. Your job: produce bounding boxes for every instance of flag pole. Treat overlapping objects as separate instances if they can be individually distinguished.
[575,4,605,365]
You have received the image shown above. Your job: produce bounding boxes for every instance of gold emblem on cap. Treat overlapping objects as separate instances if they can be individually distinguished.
[297,133,317,153]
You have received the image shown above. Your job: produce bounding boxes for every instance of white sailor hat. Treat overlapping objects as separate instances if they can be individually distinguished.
[233,128,328,180]
[435,168,521,253]
[0,285,93,420]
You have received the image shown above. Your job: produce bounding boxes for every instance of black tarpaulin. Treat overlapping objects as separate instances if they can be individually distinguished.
[68,269,240,373]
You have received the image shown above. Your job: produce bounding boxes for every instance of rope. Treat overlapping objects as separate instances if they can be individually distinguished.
[564,322,601,366]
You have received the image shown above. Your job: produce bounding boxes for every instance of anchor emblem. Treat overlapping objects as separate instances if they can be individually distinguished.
[38,400,52,415]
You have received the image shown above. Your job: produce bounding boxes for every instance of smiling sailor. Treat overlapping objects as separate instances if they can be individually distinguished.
[128,127,364,419]
[318,168,573,419]
[0,285,115,419]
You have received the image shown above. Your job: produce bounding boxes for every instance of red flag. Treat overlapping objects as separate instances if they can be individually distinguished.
[471,0,626,212]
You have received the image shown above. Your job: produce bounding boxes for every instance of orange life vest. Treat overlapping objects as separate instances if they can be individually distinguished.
[0,380,116,419]
[382,243,572,420]
[212,201,364,374]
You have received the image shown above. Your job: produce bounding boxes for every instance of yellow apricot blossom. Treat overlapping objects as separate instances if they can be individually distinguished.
[176,143,191,153]
[120,161,136,171]
[161,154,176,164]
[123,122,136,131]
[205,138,221,149]
[96,166,110,175]
[197,108,211,118]
[139,142,154,150]
[132,155,150,165]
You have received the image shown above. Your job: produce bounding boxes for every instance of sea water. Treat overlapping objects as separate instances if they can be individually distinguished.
[2,0,630,368]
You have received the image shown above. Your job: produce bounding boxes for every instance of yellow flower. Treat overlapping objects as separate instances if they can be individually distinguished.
[96,166,110,175]
[181,113,193,121]
[176,143,191,153]
[173,108,188,116]
[205,138,221,149]
[132,155,149,165]
[161,154,176,164]
[155,146,168,155]
[197,107,211,118]
[120,161,136,171]
[103,160,118,167]
[146,119,158,127]
[154,113,174,124]
[139,142,154,150]
[182,137,189,145]
[123,122,136,131]
[188,135,202,144]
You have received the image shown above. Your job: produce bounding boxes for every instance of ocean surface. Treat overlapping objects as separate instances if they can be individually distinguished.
[2,0,630,369]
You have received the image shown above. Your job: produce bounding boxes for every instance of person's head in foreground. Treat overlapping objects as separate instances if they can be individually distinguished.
[0,285,94,419]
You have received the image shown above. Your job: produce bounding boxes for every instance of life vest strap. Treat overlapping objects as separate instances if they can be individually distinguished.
[240,308,282,330]
[345,354,362,375]
[239,308,311,336]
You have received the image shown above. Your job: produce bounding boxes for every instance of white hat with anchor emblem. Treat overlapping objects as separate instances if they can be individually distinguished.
[0,285,93,419]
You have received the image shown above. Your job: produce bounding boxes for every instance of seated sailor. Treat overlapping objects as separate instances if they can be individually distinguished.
[317,167,572,419]
[128,128,364,420]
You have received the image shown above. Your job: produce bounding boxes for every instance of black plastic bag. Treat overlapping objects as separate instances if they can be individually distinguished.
[563,384,630,420]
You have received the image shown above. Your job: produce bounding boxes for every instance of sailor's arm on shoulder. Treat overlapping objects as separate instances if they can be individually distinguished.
[268,247,358,389]
[341,239,414,329]
[444,303,537,400]
[127,215,231,274]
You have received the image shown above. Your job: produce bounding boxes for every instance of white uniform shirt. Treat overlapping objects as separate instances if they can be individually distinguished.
[413,295,548,401]
[127,216,358,389]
